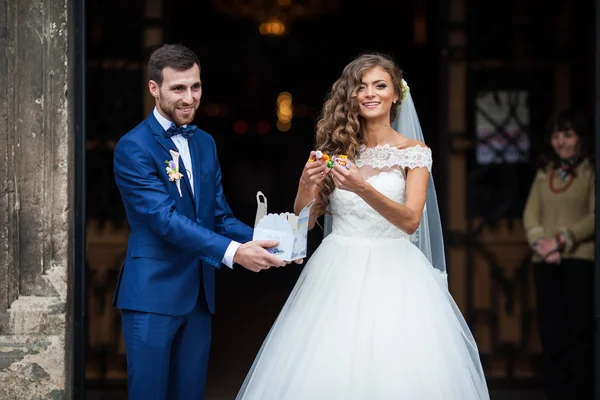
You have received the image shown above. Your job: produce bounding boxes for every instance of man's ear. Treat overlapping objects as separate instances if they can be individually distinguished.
[148,80,160,98]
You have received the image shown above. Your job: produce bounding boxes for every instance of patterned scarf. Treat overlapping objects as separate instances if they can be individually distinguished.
[554,156,581,181]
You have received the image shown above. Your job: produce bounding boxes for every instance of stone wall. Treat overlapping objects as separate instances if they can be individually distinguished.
[0,0,72,398]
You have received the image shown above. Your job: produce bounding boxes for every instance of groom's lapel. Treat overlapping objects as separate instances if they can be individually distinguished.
[177,156,195,201]
[146,115,194,200]
[189,134,203,216]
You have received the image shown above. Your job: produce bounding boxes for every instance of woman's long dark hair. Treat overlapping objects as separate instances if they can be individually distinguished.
[537,108,593,170]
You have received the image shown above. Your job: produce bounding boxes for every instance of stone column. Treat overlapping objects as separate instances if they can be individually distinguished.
[0,0,72,398]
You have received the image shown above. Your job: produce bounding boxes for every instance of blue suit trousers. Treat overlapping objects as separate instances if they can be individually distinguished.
[121,299,212,400]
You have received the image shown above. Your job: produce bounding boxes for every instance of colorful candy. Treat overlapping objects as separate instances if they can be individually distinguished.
[308,151,348,170]
[309,150,330,163]
[335,155,349,170]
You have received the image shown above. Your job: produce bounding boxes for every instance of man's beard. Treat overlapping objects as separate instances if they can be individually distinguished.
[159,97,196,126]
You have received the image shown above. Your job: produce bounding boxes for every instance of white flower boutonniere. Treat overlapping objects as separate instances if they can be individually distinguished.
[165,149,184,197]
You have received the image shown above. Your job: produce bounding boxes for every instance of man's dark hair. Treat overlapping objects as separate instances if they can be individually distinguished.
[148,44,200,86]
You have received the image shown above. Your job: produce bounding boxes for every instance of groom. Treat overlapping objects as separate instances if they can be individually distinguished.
[113,44,288,400]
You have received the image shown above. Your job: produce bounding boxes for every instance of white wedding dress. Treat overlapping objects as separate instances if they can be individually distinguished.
[237,145,490,400]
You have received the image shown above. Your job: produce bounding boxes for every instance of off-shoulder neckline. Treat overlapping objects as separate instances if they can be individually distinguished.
[360,143,429,151]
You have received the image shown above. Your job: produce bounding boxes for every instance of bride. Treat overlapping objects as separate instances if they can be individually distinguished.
[236,53,490,399]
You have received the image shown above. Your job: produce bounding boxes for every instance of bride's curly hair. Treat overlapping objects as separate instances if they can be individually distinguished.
[314,53,404,218]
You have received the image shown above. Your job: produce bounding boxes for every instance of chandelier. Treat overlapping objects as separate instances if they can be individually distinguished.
[212,0,340,36]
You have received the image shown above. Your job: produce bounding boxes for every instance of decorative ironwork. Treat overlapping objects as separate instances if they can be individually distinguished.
[475,91,530,165]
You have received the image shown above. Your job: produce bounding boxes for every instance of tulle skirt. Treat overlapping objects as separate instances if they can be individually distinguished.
[237,234,490,399]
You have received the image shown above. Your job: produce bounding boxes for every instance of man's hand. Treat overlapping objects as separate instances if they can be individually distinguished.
[233,240,287,272]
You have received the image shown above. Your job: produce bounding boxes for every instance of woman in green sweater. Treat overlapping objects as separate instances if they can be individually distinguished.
[523,109,595,400]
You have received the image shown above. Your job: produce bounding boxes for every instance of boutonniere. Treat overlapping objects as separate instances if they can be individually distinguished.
[165,149,183,197]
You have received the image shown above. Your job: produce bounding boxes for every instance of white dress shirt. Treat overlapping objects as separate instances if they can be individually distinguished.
[154,108,240,268]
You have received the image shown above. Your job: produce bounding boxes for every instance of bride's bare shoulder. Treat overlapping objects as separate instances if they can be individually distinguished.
[392,137,428,151]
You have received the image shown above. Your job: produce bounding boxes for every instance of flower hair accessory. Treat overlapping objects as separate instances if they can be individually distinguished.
[165,149,184,197]
[400,79,410,101]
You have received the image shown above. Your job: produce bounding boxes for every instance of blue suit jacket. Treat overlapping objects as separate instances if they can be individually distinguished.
[113,113,253,316]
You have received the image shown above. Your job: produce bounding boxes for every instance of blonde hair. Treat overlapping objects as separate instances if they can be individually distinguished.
[314,53,404,217]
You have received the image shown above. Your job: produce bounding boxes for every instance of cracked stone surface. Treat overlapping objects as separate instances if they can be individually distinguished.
[0,335,65,399]
[0,0,72,397]
[8,296,66,335]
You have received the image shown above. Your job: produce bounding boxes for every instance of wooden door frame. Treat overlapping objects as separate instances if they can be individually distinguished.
[72,0,87,397]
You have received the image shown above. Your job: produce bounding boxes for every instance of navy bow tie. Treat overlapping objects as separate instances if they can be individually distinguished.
[165,124,197,140]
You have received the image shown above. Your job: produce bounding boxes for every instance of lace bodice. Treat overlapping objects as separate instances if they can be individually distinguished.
[329,145,432,239]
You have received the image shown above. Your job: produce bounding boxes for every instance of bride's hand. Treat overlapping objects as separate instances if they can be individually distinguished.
[300,151,330,188]
[331,159,367,193]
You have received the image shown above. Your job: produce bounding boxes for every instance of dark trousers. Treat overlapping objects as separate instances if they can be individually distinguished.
[533,258,594,400]
[121,297,212,400]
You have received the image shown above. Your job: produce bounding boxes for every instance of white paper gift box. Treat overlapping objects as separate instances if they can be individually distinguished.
[253,191,315,261]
